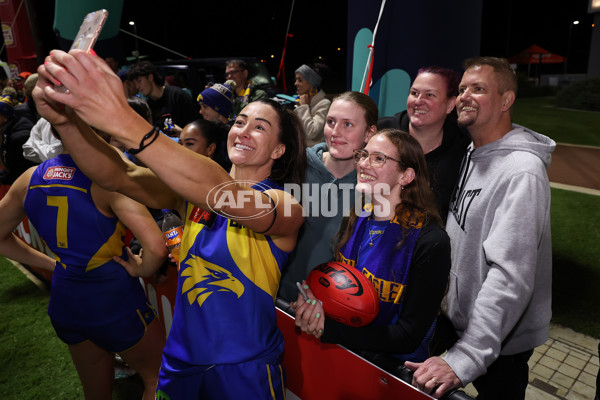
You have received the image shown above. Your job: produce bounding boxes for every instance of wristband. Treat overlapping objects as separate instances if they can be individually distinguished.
[127,126,160,155]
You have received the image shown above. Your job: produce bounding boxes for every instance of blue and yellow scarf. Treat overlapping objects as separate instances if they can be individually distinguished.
[338,204,423,326]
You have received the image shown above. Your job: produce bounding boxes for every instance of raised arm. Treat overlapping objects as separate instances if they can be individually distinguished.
[36,50,304,239]
[0,168,56,271]
[64,117,183,212]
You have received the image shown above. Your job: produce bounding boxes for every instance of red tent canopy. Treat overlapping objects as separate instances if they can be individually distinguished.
[509,44,566,64]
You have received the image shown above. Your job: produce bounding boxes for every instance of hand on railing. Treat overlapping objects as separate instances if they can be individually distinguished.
[275,297,475,400]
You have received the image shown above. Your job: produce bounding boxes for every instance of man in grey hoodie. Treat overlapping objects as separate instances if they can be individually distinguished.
[405,57,555,399]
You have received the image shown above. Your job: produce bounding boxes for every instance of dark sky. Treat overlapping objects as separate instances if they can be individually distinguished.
[21,0,597,84]
[480,0,594,71]
[117,0,595,75]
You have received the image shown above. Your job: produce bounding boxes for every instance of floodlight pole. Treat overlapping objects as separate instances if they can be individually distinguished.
[565,20,580,74]
[129,21,139,59]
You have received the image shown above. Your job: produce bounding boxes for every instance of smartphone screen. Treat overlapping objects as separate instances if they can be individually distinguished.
[70,9,109,51]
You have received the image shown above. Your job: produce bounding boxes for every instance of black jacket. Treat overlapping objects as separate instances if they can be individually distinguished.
[0,115,36,184]
[378,111,471,222]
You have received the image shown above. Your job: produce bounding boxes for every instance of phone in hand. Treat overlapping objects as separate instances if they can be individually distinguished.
[57,9,109,93]
[70,9,109,52]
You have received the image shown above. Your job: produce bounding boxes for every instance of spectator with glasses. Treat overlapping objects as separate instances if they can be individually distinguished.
[225,59,267,118]
[278,91,378,302]
[292,129,451,364]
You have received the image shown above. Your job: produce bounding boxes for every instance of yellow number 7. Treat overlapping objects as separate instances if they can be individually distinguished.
[47,196,69,248]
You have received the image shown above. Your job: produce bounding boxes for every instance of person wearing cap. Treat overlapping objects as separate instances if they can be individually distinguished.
[294,63,331,146]
[2,86,20,105]
[196,80,236,125]
[0,94,35,184]
[15,72,32,101]
[225,59,268,117]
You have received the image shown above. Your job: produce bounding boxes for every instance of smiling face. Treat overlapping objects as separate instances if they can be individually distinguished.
[180,124,215,157]
[456,65,506,131]
[355,135,405,205]
[294,73,312,95]
[407,72,456,129]
[199,103,222,122]
[227,102,285,169]
[324,99,374,161]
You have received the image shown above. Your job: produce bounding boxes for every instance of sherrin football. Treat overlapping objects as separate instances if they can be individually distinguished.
[306,261,380,327]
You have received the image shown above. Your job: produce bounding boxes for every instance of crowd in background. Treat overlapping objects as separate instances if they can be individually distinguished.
[0,52,559,400]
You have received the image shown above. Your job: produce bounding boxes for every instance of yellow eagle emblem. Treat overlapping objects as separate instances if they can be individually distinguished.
[180,254,245,307]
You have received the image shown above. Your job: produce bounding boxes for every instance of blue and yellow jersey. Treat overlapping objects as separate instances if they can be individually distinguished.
[23,154,148,326]
[161,180,289,369]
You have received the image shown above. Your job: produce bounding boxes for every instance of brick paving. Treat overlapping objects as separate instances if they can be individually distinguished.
[526,324,599,399]
[461,324,599,399]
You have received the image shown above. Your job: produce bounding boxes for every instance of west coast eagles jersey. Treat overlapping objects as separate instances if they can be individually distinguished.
[24,154,149,326]
[161,179,289,370]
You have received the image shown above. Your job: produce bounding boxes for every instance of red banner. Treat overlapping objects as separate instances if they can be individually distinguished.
[0,0,39,76]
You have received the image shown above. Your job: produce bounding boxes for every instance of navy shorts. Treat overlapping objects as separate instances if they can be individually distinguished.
[156,357,286,400]
[50,301,156,353]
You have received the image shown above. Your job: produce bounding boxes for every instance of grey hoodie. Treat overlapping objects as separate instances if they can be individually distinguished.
[442,124,556,385]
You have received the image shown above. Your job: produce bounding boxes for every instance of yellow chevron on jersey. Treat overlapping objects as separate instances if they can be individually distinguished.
[29,184,88,194]
[226,220,281,300]
[86,221,126,272]
[180,253,245,307]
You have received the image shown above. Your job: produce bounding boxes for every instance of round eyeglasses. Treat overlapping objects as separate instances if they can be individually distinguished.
[353,149,404,168]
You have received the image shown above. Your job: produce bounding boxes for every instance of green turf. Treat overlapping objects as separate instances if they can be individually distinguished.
[513,99,600,337]
[550,188,600,337]
[0,258,144,398]
[0,258,82,399]
[513,97,600,147]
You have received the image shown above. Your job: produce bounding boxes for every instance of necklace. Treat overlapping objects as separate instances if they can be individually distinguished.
[368,227,385,247]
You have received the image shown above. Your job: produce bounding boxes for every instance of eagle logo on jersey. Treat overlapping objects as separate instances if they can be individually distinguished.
[180,254,245,307]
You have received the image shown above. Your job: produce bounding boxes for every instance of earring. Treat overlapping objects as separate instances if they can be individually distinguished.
[401,185,405,190]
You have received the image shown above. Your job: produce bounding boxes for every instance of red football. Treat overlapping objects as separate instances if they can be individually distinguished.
[306,261,380,327]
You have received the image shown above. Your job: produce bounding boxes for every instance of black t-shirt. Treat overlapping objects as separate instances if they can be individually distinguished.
[0,116,36,184]
[147,85,199,131]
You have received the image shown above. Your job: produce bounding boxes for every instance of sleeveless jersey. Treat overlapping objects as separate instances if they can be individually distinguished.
[24,154,149,326]
[161,179,289,371]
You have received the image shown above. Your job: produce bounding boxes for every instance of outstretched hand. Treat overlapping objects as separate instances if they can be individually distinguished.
[291,281,325,339]
[404,357,462,398]
[36,49,134,135]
